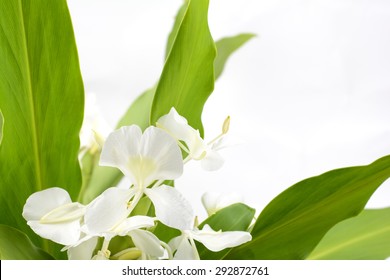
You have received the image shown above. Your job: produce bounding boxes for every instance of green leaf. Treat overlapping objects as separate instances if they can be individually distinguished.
[151,0,216,137]
[0,110,3,145]
[214,33,255,79]
[197,203,255,260]
[165,0,189,59]
[0,0,84,253]
[0,224,54,260]
[225,155,390,259]
[307,207,390,260]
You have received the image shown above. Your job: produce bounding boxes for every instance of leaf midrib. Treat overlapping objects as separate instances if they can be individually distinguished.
[18,0,42,191]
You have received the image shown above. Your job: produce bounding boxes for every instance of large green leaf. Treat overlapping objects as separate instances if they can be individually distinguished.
[0,224,54,260]
[197,203,255,260]
[150,0,216,137]
[307,207,390,260]
[225,155,390,259]
[214,33,255,79]
[0,0,84,252]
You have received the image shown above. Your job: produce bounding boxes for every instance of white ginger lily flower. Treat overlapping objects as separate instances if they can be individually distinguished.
[202,192,244,216]
[156,107,229,171]
[99,125,193,230]
[169,224,252,260]
[22,187,86,246]
[76,187,166,260]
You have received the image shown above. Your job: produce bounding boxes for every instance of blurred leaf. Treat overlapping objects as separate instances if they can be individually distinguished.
[0,110,3,145]
[307,207,390,260]
[197,203,255,260]
[0,224,54,260]
[225,155,390,259]
[0,0,84,255]
[214,33,255,79]
[151,0,216,137]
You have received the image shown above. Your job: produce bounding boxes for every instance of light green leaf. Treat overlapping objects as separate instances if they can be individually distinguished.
[197,203,255,260]
[0,224,54,260]
[214,33,255,79]
[0,0,84,253]
[165,0,189,59]
[0,110,3,145]
[307,207,390,260]
[151,0,216,137]
[225,155,390,259]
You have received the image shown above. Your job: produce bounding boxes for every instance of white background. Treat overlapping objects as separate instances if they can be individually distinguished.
[67,0,390,217]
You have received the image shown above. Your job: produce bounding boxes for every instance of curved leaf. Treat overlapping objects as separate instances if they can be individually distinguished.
[197,203,255,260]
[0,224,54,260]
[214,33,255,79]
[225,155,390,259]
[151,0,216,137]
[307,207,390,260]
[0,0,84,250]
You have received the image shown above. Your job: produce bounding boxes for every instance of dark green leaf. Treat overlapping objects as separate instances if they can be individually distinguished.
[225,155,390,259]
[198,203,255,260]
[0,0,84,254]
[307,207,390,260]
[151,0,216,137]
[0,224,54,260]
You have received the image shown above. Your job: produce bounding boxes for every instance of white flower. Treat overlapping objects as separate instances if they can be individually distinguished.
[156,107,228,171]
[169,224,252,260]
[78,187,165,259]
[22,188,85,246]
[202,192,244,216]
[99,125,193,230]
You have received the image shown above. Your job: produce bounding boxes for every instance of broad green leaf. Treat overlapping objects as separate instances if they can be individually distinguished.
[197,203,255,260]
[0,110,3,145]
[0,0,84,254]
[151,0,216,137]
[225,155,390,259]
[307,207,390,260]
[214,33,255,79]
[0,224,54,260]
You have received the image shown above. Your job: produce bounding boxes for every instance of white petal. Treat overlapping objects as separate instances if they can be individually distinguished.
[201,192,244,216]
[23,188,72,221]
[169,235,198,260]
[114,215,156,235]
[84,187,135,235]
[156,107,193,141]
[28,220,81,246]
[190,225,252,252]
[100,125,142,180]
[145,185,194,230]
[129,229,164,258]
[140,126,183,186]
[201,149,224,171]
[67,236,98,260]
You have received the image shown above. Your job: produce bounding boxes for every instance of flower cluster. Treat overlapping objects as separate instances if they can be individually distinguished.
[22,108,251,260]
